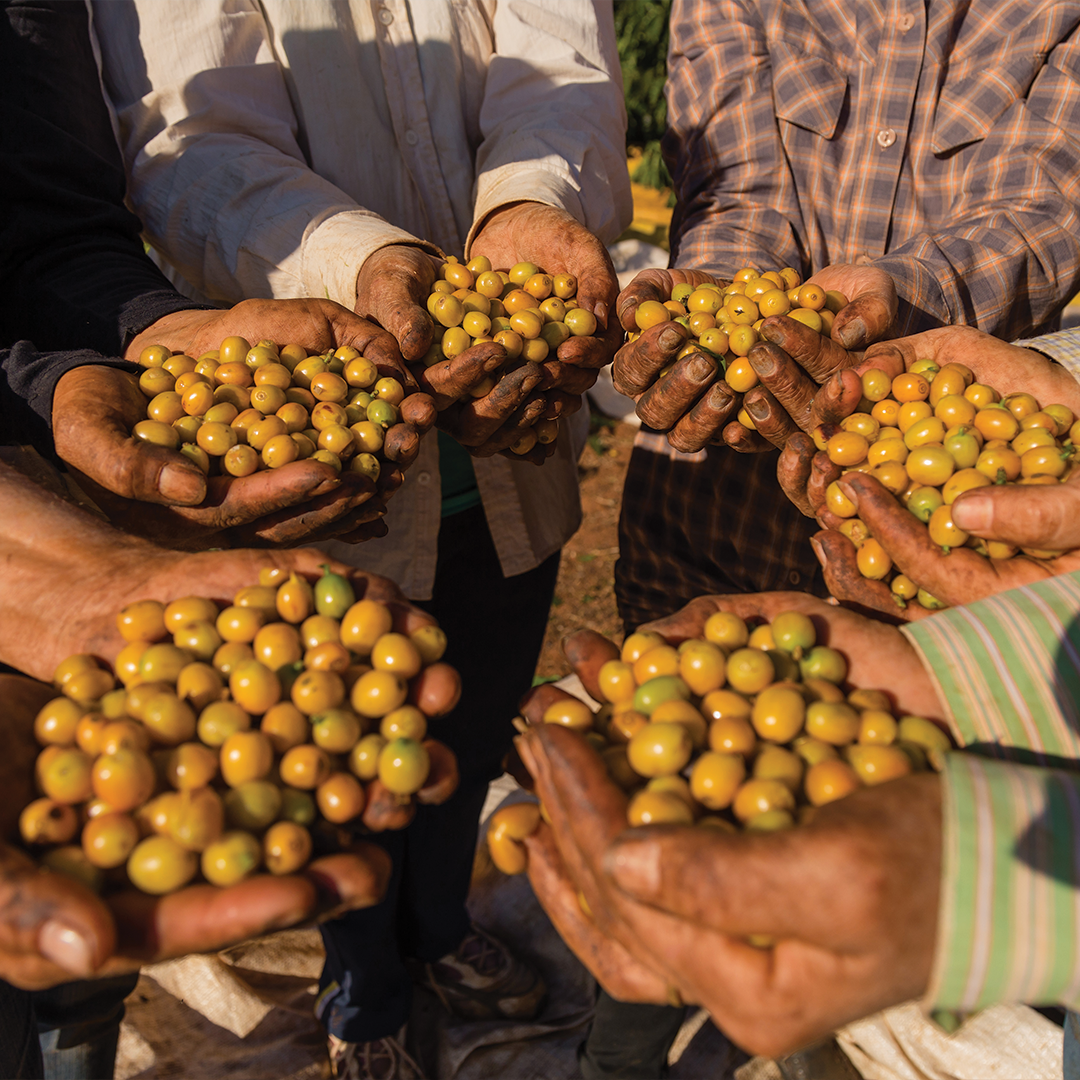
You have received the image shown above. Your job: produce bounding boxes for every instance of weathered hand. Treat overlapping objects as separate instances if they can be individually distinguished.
[612,269,739,451]
[0,674,390,990]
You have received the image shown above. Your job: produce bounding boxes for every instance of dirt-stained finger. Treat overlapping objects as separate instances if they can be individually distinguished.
[665,382,739,453]
[636,351,718,431]
[612,323,691,398]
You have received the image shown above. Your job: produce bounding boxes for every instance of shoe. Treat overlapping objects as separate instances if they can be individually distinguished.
[408,922,546,1021]
[328,1028,425,1080]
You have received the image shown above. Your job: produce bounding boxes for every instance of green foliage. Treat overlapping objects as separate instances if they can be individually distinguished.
[615,0,672,191]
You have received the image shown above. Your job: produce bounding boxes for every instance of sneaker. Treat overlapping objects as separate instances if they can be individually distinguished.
[327,1028,425,1080]
[408,922,546,1021]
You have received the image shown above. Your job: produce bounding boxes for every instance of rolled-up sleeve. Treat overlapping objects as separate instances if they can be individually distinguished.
[468,0,632,251]
[902,573,1080,1011]
[94,0,429,308]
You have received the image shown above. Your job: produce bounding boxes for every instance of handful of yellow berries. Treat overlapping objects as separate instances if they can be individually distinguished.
[487,610,949,875]
[422,256,599,455]
[821,360,1076,610]
[21,567,458,896]
[134,336,409,484]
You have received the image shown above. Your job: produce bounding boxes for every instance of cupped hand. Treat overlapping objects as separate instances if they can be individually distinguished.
[813,472,1080,618]
[0,674,390,990]
[809,264,897,351]
[128,297,420,392]
[53,366,419,549]
[611,270,740,450]
[519,722,942,1060]
[14,534,436,683]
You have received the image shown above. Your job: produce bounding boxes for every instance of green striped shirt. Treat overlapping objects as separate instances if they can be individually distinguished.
[903,572,1080,1011]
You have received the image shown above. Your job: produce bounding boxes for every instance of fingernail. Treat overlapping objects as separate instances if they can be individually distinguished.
[39,920,94,976]
[688,355,714,381]
[159,463,205,505]
[745,398,769,421]
[838,317,866,349]
[836,476,860,507]
[809,536,828,570]
[951,495,992,532]
[659,326,683,351]
[748,348,776,377]
[605,839,660,899]
[594,301,608,328]
[312,478,343,496]
[484,352,506,372]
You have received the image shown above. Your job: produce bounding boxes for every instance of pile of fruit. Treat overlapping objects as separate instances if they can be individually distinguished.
[422,256,597,455]
[625,267,847,427]
[133,336,406,482]
[20,568,456,895]
[822,361,1076,611]
[487,610,949,873]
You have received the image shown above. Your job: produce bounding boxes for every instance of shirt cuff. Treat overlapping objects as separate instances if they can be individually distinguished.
[1012,328,1080,381]
[899,574,1080,759]
[467,165,586,256]
[868,255,950,335]
[928,752,1080,1012]
[300,210,442,310]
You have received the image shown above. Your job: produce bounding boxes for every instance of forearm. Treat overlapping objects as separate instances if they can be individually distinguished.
[95,0,424,308]
[901,571,1080,761]
[469,1,632,252]
[931,753,1080,1012]
[0,344,139,451]
[0,0,200,355]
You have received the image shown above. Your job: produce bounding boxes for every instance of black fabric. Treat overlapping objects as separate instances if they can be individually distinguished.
[0,341,139,449]
[579,990,686,1080]
[0,0,207,356]
[318,504,560,1042]
[0,979,43,1079]
[0,0,209,442]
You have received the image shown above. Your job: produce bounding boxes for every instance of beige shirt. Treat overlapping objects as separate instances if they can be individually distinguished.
[92,0,631,597]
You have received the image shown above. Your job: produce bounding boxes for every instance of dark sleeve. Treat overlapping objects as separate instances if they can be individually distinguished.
[0,0,210,356]
[0,343,140,450]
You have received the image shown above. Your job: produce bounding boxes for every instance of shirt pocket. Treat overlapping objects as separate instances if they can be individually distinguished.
[932,50,1048,153]
[771,41,848,140]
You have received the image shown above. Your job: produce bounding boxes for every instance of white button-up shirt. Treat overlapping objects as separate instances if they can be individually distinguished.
[92,0,631,597]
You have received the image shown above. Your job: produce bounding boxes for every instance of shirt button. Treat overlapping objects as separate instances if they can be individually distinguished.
[898,13,915,31]
[856,254,873,266]
[876,128,897,149]
[404,129,419,146]
[417,471,431,486]
[378,8,394,25]
[788,571,801,585]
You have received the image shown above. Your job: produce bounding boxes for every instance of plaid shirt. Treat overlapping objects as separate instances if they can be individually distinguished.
[616,1,1080,626]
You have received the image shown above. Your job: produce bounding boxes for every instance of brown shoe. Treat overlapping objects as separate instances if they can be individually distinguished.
[327,1028,425,1080]
[408,922,546,1021]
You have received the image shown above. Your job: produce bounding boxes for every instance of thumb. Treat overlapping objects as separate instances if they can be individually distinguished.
[0,845,116,983]
[91,438,207,507]
[830,281,897,351]
[561,630,620,701]
[568,241,619,332]
[604,826,810,938]
[952,476,1080,549]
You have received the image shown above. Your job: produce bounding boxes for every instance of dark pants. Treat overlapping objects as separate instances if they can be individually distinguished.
[615,442,827,631]
[318,504,560,1042]
[0,973,137,1080]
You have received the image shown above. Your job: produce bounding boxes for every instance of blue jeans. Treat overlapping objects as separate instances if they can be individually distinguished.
[1065,1010,1079,1080]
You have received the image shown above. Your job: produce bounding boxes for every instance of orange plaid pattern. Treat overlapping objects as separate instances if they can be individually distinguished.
[666,0,1080,339]
[617,2,1080,622]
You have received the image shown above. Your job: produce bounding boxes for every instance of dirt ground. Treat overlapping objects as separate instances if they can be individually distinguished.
[534,415,636,681]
